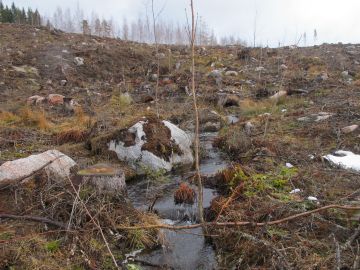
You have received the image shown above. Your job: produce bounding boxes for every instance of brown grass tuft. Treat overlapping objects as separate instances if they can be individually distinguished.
[174,183,196,205]
[55,128,88,144]
[19,107,51,130]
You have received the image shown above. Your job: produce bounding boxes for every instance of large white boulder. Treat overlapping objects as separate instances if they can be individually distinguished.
[0,150,77,187]
[108,118,193,172]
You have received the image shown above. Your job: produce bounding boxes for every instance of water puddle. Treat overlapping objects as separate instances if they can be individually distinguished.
[126,132,228,269]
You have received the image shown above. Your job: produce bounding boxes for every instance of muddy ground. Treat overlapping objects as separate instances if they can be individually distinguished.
[1,23,360,269]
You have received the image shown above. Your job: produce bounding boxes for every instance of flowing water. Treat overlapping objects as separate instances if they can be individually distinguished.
[127,132,228,269]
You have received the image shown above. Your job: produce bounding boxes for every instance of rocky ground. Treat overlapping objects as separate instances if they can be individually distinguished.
[1,23,360,269]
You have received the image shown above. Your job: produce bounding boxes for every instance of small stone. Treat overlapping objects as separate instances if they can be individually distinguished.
[341,125,359,134]
[150,74,158,82]
[225,70,238,77]
[307,196,318,201]
[290,189,301,194]
[245,122,254,135]
[255,66,265,72]
[47,94,65,105]
[341,70,349,78]
[74,57,84,66]
[209,70,223,78]
[226,115,239,125]
[155,53,166,59]
[27,95,46,106]
[60,79,67,86]
[286,163,294,168]
[270,90,287,100]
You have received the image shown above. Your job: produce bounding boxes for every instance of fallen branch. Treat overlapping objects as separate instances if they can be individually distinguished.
[0,213,67,229]
[118,204,360,230]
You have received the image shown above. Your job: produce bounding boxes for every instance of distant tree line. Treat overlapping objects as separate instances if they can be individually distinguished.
[0,1,246,46]
[0,1,41,25]
[49,6,246,46]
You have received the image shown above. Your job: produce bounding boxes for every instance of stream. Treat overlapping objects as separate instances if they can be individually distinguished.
[126,132,228,269]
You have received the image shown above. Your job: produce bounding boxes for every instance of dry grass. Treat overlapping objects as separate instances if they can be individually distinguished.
[55,128,88,144]
[0,107,52,130]
[0,174,162,270]
[240,98,274,116]
[174,183,196,205]
[0,111,20,125]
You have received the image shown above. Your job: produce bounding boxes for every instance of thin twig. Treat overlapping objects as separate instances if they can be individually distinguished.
[333,234,341,270]
[0,213,67,229]
[118,204,360,230]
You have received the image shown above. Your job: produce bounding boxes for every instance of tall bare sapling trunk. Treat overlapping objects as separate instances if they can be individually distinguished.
[189,0,204,225]
[151,0,160,118]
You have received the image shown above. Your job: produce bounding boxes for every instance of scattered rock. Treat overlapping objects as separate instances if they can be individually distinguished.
[226,115,240,125]
[341,125,359,134]
[225,70,238,77]
[108,117,193,172]
[290,189,301,194]
[307,196,318,201]
[74,57,84,66]
[27,95,45,106]
[317,72,329,81]
[60,79,67,86]
[150,74,158,82]
[0,150,77,188]
[48,94,65,106]
[209,70,223,87]
[255,66,265,72]
[270,90,287,100]
[280,64,288,70]
[76,164,126,193]
[245,122,254,135]
[341,70,350,78]
[286,163,294,168]
[297,112,334,122]
[155,53,166,59]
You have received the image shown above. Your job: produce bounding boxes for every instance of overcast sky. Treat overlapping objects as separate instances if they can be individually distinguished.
[3,0,360,47]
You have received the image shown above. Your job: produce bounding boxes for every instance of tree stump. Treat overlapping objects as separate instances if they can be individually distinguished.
[77,164,126,194]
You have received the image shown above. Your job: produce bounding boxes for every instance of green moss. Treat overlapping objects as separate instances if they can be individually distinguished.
[89,238,105,252]
[44,239,61,253]
[267,227,289,238]
[0,231,14,240]
[126,264,142,270]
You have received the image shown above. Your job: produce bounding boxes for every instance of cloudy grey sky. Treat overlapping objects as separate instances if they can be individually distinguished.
[3,0,360,46]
